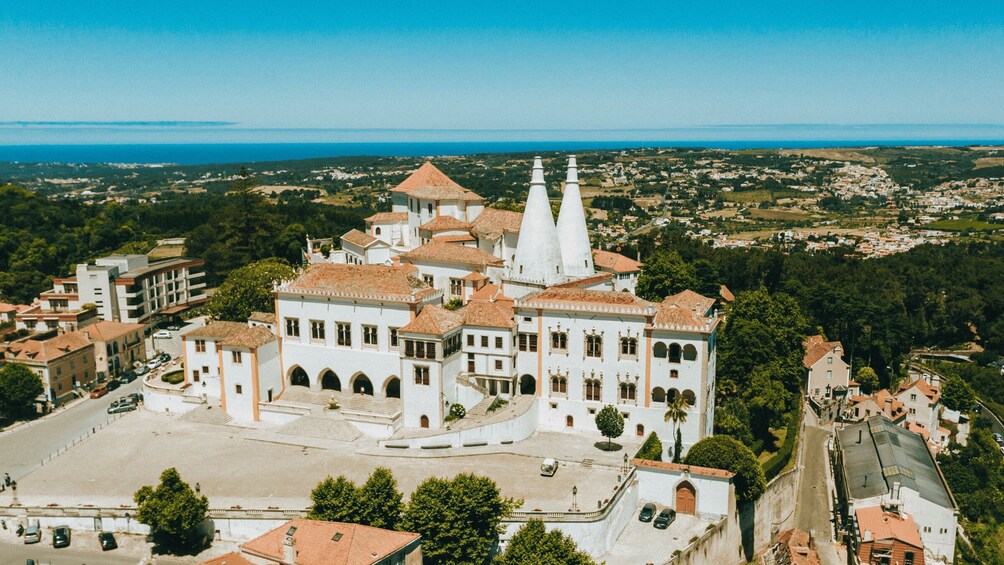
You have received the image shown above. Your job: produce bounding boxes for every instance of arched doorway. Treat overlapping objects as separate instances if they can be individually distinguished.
[352,374,373,395]
[636,424,645,436]
[290,367,309,388]
[676,481,696,515]
[321,370,340,391]
[519,374,535,395]
[385,377,401,399]
[566,415,574,427]
[420,415,429,428]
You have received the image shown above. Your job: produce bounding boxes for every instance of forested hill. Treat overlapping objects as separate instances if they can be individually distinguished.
[634,230,1004,386]
[0,183,368,304]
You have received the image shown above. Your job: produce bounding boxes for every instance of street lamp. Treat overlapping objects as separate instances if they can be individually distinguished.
[623,453,629,473]
[571,486,578,512]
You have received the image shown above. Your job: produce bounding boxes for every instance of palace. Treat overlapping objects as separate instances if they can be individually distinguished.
[175,157,719,455]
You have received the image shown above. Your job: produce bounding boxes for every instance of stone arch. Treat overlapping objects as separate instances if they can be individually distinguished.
[652,387,666,404]
[420,415,429,428]
[653,342,667,358]
[682,389,696,407]
[675,480,697,514]
[385,376,401,399]
[519,374,536,395]
[351,373,373,396]
[682,344,698,361]
[667,388,680,403]
[669,343,682,363]
[566,415,574,427]
[320,370,340,391]
[636,424,645,436]
[289,366,309,388]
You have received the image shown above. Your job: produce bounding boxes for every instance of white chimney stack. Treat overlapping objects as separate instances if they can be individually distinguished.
[512,157,565,285]
[556,155,594,278]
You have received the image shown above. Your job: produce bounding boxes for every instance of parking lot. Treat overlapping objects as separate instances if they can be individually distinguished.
[600,504,716,564]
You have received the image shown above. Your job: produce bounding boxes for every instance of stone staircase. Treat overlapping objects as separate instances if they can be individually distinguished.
[274,414,362,442]
[465,395,499,419]
[179,405,233,426]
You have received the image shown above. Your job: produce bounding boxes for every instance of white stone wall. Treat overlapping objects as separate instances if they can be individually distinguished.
[635,466,734,518]
[183,336,222,399]
[221,346,256,423]
[896,386,940,431]
[401,349,445,428]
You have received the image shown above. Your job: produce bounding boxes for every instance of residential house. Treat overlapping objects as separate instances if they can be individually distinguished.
[895,378,942,432]
[4,332,97,406]
[803,335,850,401]
[845,390,907,424]
[81,320,146,380]
[592,249,643,293]
[854,506,925,565]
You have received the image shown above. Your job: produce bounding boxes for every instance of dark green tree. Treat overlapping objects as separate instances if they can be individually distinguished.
[0,363,43,418]
[494,519,595,565]
[684,435,766,502]
[308,475,361,523]
[855,367,880,395]
[400,473,518,565]
[939,374,975,412]
[594,404,625,450]
[203,258,296,321]
[358,467,404,530]
[134,468,209,550]
[636,249,698,301]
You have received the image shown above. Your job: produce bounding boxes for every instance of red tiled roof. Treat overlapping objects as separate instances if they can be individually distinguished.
[433,234,477,244]
[202,551,255,565]
[719,285,735,303]
[855,506,923,548]
[663,290,716,316]
[896,378,941,405]
[519,288,654,313]
[6,332,93,364]
[592,249,643,273]
[470,207,523,240]
[469,284,513,305]
[0,302,29,314]
[220,325,276,349]
[399,305,464,335]
[399,241,504,268]
[632,458,735,479]
[183,321,249,341]
[249,311,276,324]
[80,320,145,341]
[419,215,472,232]
[365,211,408,223]
[803,335,843,368]
[238,519,420,565]
[463,301,515,328]
[280,264,438,302]
[341,229,381,248]
[389,162,482,201]
[461,271,488,281]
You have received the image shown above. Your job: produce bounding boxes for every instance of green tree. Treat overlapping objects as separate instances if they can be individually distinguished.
[664,396,689,462]
[0,363,43,418]
[203,258,296,321]
[133,468,209,550]
[400,473,518,565]
[855,366,880,394]
[747,366,791,444]
[636,249,698,301]
[308,475,361,523]
[684,435,767,502]
[594,405,625,450]
[494,519,595,565]
[635,432,663,461]
[940,374,976,412]
[358,467,404,530]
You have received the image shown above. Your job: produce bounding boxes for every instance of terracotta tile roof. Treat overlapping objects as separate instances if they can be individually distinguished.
[518,288,655,314]
[663,290,716,316]
[6,332,93,364]
[854,506,923,548]
[592,249,643,273]
[0,302,28,314]
[399,305,465,335]
[469,284,513,305]
[906,421,932,441]
[776,528,821,565]
[238,519,420,565]
[848,389,906,421]
[463,301,515,328]
[279,264,438,302]
[183,321,249,341]
[653,291,718,331]
[399,241,504,268]
[418,215,472,232]
[221,325,276,349]
[719,284,735,303]
[550,272,614,289]
[631,458,736,479]
[389,162,483,201]
[461,271,488,281]
[803,335,844,368]
[470,207,523,240]
[248,311,276,324]
[433,234,477,243]
[897,378,941,405]
[202,551,255,565]
[365,211,408,223]
[80,320,145,342]
[341,229,381,248]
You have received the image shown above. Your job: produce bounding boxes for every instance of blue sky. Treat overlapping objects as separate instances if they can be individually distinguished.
[1,1,1003,133]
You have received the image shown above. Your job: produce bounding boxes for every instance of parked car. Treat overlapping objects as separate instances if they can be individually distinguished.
[126,392,144,404]
[993,432,1003,445]
[166,325,180,331]
[118,370,137,384]
[147,359,162,370]
[153,330,172,339]
[98,531,118,551]
[107,400,137,414]
[540,458,558,477]
[23,522,41,544]
[159,352,172,363]
[136,365,150,376]
[89,385,110,399]
[654,508,677,529]
[106,379,121,392]
[638,502,657,522]
[52,525,71,548]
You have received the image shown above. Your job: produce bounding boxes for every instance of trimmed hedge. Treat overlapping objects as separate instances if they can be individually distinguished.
[762,402,802,481]
[161,370,184,385]
[634,432,663,461]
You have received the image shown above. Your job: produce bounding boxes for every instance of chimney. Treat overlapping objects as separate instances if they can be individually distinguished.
[283,526,297,564]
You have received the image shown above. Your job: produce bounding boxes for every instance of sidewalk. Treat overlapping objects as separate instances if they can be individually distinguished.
[0,395,88,437]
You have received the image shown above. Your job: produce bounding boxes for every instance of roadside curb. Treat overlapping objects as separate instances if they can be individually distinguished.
[0,396,90,437]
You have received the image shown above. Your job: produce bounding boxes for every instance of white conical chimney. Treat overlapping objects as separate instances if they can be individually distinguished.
[556,155,594,278]
[512,157,564,285]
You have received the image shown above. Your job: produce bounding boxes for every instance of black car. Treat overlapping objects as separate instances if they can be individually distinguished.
[99,531,118,551]
[654,508,676,529]
[159,352,172,363]
[52,525,71,548]
[118,370,137,384]
[638,502,657,522]
[106,379,121,391]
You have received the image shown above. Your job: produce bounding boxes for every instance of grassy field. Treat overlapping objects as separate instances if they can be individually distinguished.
[747,208,811,221]
[927,219,1004,232]
[723,189,805,203]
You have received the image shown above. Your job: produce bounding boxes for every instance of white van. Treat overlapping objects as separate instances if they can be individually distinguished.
[540,458,558,477]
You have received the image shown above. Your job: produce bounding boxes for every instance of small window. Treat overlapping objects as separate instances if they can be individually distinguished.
[363,325,378,346]
[518,333,538,352]
[192,370,200,382]
[450,278,463,297]
[481,335,489,348]
[337,323,352,346]
[495,336,503,349]
[551,332,567,352]
[467,334,474,347]
[235,384,243,394]
[620,337,637,357]
[427,203,433,214]
[585,335,602,358]
[232,350,242,364]
[423,274,434,286]
[414,366,430,386]
[494,359,503,371]
[285,318,300,338]
[310,320,325,341]
[670,370,679,379]
[389,328,399,347]
[202,366,209,374]
[374,227,382,235]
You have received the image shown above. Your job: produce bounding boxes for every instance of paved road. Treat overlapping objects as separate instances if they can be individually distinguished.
[0,378,144,482]
[0,541,195,564]
[794,416,832,537]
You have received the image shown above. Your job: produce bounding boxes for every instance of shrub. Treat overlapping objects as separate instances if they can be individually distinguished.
[445,403,466,422]
[762,402,802,481]
[487,397,508,413]
[161,371,184,385]
[634,432,663,461]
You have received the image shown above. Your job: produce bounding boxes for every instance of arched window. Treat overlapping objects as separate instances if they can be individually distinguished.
[652,387,666,403]
[290,367,309,387]
[653,342,667,358]
[374,227,382,235]
[619,382,636,402]
[585,335,602,358]
[669,343,682,363]
[584,379,602,402]
[682,344,698,361]
[566,415,574,427]
[667,388,680,403]
[682,389,696,407]
[620,337,637,357]
[420,415,429,428]
[637,424,645,436]
[320,370,340,391]
[551,376,567,394]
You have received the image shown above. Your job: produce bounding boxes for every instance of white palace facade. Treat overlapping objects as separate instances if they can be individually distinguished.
[173,157,719,455]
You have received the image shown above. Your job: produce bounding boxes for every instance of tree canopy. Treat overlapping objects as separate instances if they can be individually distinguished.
[684,435,767,502]
[0,363,43,418]
[594,405,625,450]
[400,473,518,565]
[939,374,976,412]
[636,249,698,301]
[308,475,362,523]
[133,467,209,550]
[203,257,296,321]
[307,468,404,529]
[855,367,880,395]
[495,519,595,565]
